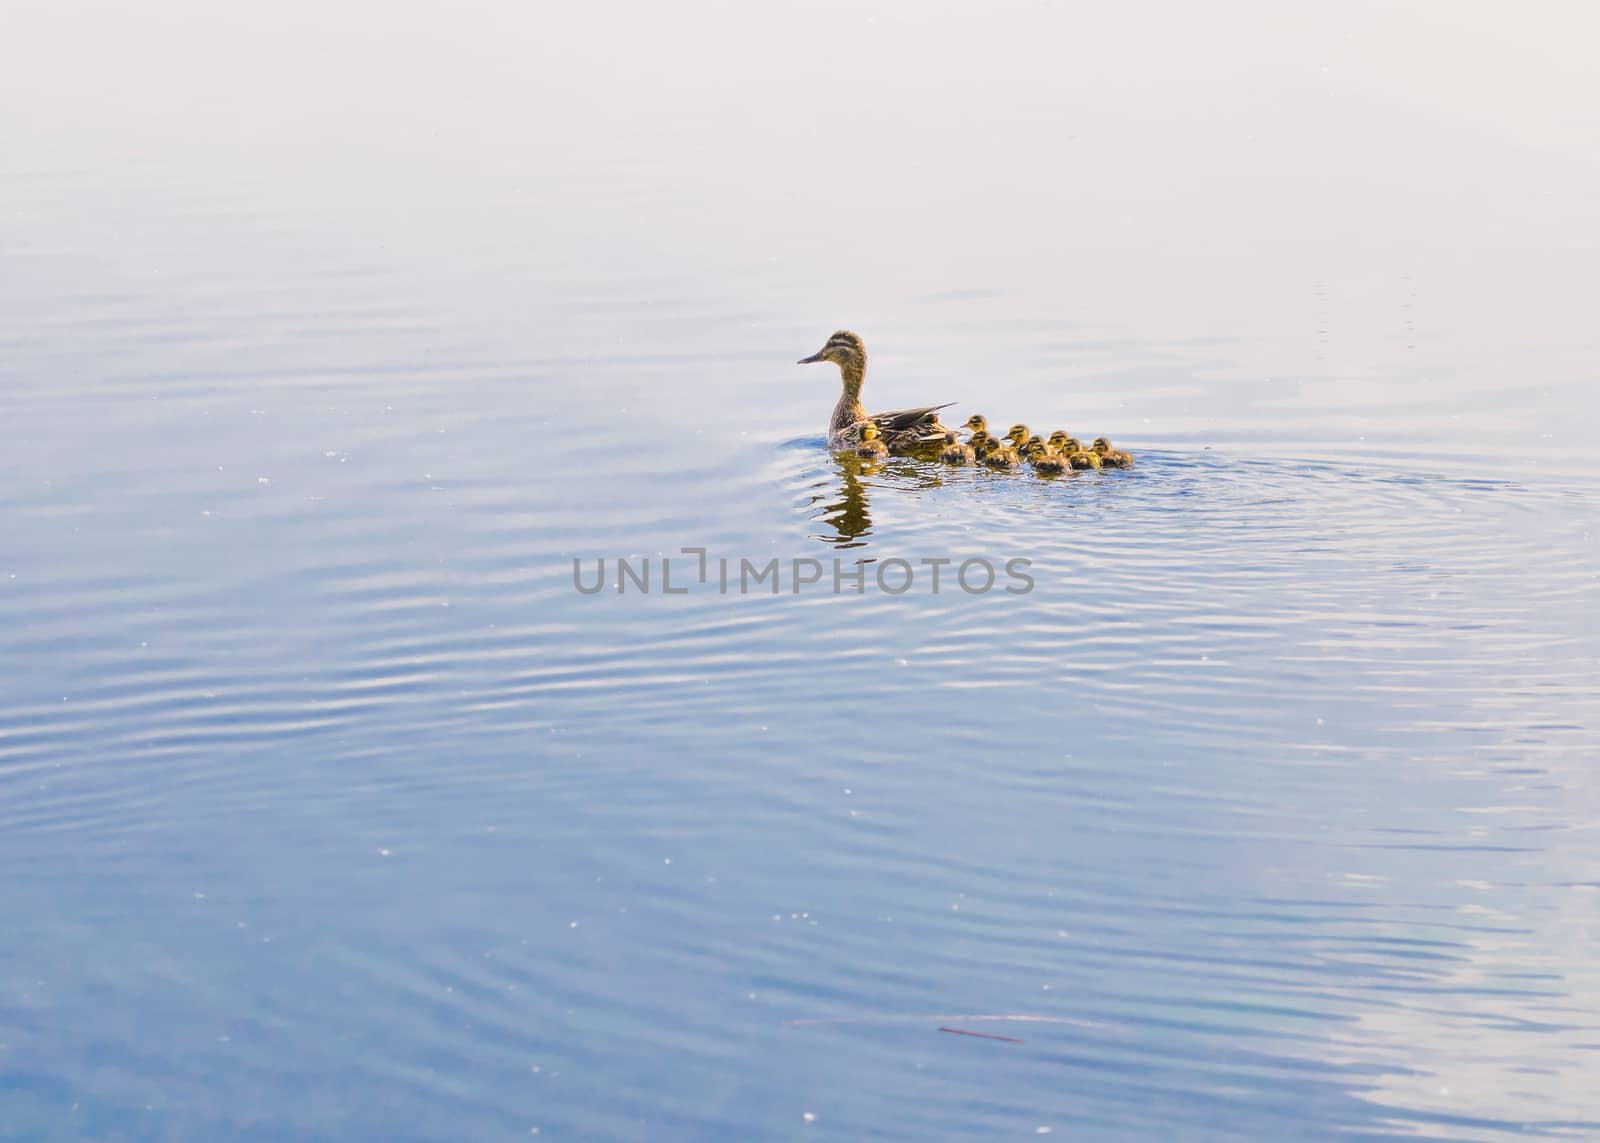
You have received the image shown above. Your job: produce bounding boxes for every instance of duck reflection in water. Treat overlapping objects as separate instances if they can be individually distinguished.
[811,449,957,548]
[814,453,875,548]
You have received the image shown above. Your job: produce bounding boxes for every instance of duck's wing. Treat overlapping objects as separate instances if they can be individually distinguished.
[869,403,955,433]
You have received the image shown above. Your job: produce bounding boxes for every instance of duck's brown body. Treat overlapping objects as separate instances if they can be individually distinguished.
[800,331,953,453]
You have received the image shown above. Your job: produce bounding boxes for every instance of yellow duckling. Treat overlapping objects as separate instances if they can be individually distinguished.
[1004,424,1032,450]
[938,430,976,465]
[981,439,1020,469]
[1022,436,1071,473]
[1061,437,1102,470]
[1030,435,1068,470]
[854,421,888,459]
[963,414,989,437]
[1092,437,1134,468]
[1047,430,1072,452]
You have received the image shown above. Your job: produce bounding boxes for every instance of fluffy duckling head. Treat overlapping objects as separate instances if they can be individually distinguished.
[1005,424,1031,446]
[963,414,988,434]
[798,330,866,372]
[1091,437,1115,455]
[854,422,887,457]
[1047,430,1071,449]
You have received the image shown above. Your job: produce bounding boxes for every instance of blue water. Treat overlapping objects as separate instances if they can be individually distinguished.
[5,3,1600,1140]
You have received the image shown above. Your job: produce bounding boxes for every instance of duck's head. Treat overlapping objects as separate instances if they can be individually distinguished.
[1005,423,1030,445]
[1091,437,1113,454]
[963,414,988,433]
[1047,430,1071,449]
[1062,437,1084,453]
[798,330,866,370]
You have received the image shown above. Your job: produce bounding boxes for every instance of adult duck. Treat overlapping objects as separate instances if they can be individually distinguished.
[798,331,954,453]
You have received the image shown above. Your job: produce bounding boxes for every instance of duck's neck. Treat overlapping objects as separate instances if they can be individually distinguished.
[829,360,868,433]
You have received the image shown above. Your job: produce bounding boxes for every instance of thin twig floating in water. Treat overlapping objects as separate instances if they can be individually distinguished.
[939,1026,1024,1044]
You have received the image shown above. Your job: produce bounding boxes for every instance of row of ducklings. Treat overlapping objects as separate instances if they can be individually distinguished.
[860,414,1132,470]
[853,415,1133,470]
[958,416,1132,471]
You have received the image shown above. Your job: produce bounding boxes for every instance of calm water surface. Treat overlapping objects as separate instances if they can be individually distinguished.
[3,3,1599,1140]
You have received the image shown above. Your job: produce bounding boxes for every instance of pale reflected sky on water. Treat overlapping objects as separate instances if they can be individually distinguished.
[7,2,1598,461]
[3,5,1599,1140]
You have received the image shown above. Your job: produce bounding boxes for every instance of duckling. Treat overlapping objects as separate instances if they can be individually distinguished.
[1023,436,1072,473]
[963,414,989,438]
[854,421,888,459]
[1061,437,1102,470]
[938,430,976,465]
[1047,430,1072,452]
[981,440,1020,469]
[1092,437,1134,468]
[1004,424,1032,450]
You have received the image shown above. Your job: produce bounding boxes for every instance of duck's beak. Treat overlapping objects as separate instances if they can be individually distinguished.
[797,349,826,364]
